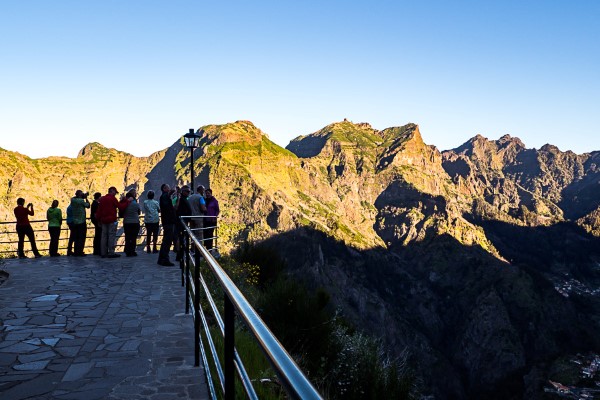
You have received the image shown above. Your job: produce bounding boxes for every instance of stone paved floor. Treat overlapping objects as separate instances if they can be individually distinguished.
[0,252,209,400]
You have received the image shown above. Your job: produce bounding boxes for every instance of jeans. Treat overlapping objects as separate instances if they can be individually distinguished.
[101,222,117,256]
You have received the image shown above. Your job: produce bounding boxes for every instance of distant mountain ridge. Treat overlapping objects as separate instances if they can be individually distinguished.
[1,120,599,399]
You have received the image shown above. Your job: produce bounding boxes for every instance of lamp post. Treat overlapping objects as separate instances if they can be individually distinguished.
[183,128,201,193]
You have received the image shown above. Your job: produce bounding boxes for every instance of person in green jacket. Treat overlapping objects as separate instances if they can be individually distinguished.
[47,200,63,257]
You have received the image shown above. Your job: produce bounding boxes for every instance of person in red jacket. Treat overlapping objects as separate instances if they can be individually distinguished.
[95,187,129,258]
[14,198,42,258]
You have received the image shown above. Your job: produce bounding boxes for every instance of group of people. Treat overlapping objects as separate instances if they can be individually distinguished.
[13,183,220,265]
[155,183,219,266]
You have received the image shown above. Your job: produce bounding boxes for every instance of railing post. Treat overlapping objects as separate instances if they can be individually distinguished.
[179,219,185,286]
[224,294,235,400]
[185,231,190,315]
[194,235,201,367]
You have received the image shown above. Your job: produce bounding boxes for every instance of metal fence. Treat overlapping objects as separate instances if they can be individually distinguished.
[0,217,155,257]
[178,215,322,400]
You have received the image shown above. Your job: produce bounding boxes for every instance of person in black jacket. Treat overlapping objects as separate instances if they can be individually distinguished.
[90,192,102,256]
[174,185,192,261]
[157,183,176,266]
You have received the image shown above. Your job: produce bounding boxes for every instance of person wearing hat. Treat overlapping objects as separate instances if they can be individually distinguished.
[96,186,129,258]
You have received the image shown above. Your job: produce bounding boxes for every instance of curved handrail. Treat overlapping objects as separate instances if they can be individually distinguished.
[180,216,322,400]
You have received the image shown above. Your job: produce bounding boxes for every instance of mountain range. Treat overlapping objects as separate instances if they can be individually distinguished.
[1,120,599,399]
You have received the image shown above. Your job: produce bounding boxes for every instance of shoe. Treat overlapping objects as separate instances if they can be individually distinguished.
[107,254,121,258]
[34,254,43,258]
[146,247,151,254]
[157,260,175,266]
[18,255,27,259]
[74,253,86,257]
[152,249,159,254]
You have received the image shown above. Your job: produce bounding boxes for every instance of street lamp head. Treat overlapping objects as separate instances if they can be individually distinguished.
[183,128,201,149]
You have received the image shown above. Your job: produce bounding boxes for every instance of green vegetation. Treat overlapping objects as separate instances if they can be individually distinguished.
[194,244,416,399]
[227,243,417,399]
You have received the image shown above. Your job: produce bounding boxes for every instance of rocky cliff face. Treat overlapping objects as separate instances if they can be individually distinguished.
[1,120,599,399]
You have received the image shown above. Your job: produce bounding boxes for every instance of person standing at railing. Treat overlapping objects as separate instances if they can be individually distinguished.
[204,188,220,250]
[188,185,207,244]
[66,204,74,256]
[157,183,176,266]
[143,190,160,254]
[174,185,192,262]
[46,200,62,257]
[14,198,42,258]
[123,189,141,257]
[90,192,102,256]
[96,186,129,258]
[70,190,90,257]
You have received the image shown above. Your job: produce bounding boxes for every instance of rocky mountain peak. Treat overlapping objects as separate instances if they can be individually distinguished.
[497,134,525,149]
[199,120,266,147]
[286,120,380,158]
[77,142,122,160]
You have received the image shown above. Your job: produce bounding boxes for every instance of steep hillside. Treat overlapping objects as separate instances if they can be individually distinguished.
[1,120,599,399]
[0,144,169,225]
[442,136,600,232]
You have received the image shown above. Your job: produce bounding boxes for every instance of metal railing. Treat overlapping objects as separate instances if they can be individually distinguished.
[0,217,157,256]
[178,215,322,400]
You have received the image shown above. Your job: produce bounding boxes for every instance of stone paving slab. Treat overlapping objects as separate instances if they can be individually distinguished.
[0,253,209,400]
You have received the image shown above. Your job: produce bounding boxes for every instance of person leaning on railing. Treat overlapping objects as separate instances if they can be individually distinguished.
[204,188,220,250]
[188,185,207,242]
[46,200,63,257]
[14,197,42,258]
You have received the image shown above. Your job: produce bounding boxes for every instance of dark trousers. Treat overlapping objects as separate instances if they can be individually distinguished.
[146,222,159,250]
[93,224,102,255]
[67,223,75,255]
[48,226,61,256]
[204,226,215,249]
[158,223,175,262]
[17,225,40,257]
[72,223,87,255]
[124,223,140,255]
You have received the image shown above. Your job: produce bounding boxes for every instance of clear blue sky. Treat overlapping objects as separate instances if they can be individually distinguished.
[1,1,599,158]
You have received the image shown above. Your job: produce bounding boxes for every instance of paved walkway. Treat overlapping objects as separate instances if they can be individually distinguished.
[0,252,209,400]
